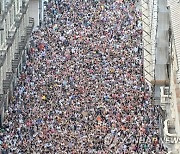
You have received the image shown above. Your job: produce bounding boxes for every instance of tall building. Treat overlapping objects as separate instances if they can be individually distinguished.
[0,0,34,125]
[141,0,180,153]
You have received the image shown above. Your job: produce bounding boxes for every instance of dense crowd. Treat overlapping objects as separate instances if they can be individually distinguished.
[0,0,167,153]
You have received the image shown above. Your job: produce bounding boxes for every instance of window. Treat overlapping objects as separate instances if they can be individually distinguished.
[5,19,7,40]
[9,10,12,26]
[5,0,11,4]
[16,0,19,13]
[0,31,4,46]
[11,6,14,24]
[13,1,16,16]
[0,2,2,15]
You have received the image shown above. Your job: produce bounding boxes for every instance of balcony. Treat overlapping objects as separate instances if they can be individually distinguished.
[0,50,6,67]
[3,72,13,94]
[16,1,29,28]
[0,1,13,23]
[26,17,34,35]
[12,52,20,70]
[12,17,34,70]
[0,94,5,110]
[6,30,16,48]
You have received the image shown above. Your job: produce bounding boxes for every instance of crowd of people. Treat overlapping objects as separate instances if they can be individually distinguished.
[0,0,167,153]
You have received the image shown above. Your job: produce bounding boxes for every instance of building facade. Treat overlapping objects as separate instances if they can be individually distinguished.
[141,0,180,153]
[29,0,46,28]
[0,0,34,125]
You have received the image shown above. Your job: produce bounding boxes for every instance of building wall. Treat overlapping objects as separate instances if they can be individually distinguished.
[0,0,34,124]
[29,0,39,28]
[29,0,45,28]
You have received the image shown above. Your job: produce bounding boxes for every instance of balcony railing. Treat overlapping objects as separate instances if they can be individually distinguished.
[12,52,20,70]
[0,94,5,109]
[3,72,13,93]
[6,29,17,49]
[26,17,34,35]
[0,50,6,67]
[15,1,29,28]
[0,1,13,23]
[12,17,34,70]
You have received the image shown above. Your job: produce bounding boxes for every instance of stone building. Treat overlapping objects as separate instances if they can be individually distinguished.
[0,0,34,125]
